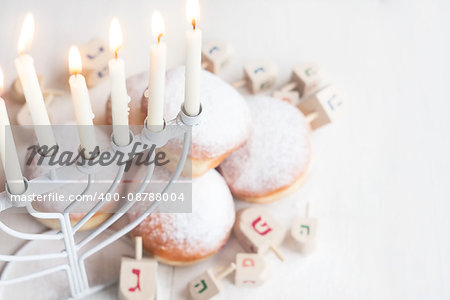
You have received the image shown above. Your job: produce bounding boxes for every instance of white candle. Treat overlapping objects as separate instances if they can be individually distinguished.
[15,13,56,149]
[147,11,167,132]
[68,46,98,159]
[0,68,26,195]
[184,0,202,116]
[108,18,130,146]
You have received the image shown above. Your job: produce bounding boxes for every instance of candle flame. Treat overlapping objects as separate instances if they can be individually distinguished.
[0,67,4,93]
[69,46,83,75]
[18,13,35,55]
[109,17,123,58]
[152,11,165,43]
[186,0,200,30]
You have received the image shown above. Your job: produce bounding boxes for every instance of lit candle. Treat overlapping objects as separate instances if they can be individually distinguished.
[184,0,202,116]
[108,18,130,146]
[14,13,56,149]
[0,68,26,195]
[147,11,167,132]
[68,46,98,159]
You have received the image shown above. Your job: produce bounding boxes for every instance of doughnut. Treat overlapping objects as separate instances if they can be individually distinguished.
[24,123,120,231]
[219,96,312,203]
[106,66,251,177]
[129,167,235,266]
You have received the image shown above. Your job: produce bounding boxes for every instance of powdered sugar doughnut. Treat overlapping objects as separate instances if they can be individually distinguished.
[130,168,235,266]
[219,96,312,203]
[25,123,120,230]
[106,66,251,177]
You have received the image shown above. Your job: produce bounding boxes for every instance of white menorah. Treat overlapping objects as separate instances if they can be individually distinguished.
[0,103,202,299]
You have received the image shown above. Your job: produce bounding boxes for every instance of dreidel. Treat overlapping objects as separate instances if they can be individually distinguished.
[119,236,158,300]
[188,263,236,300]
[290,203,318,254]
[272,89,301,106]
[297,84,344,130]
[201,41,233,74]
[232,60,278,94]
[78,38,110,87]
[234,207,286,261]
[234,253,270,287]
[281,64,324,98]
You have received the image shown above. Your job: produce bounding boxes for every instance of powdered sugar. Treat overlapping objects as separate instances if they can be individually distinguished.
[219,96,311,196]
[125,67,251,159]
[132,169,235,255]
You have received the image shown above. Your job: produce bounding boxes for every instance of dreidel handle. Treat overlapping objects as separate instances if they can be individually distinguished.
[231,79,247,89]
[305,203,310,218]
[135,236,143,260]
[215,263,236,280]
[43,93,55,106]
[270,245,285,262]
[281,82,297,92]
[305,112,319,124]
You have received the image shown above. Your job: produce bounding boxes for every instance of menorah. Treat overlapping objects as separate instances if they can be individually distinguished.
[0,103,202,299]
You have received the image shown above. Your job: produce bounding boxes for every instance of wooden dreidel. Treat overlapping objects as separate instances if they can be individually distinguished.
[290,203,318,254]
[201,41,233,74]
[272,89,300,106]
[234,253,270,287]
[232,60,278,94]
[78,38,110,87]
[234,207,286,261]
[298,84,344,130]
[119,236,158,300]
[188,263,236,300]
[282,64,323,98]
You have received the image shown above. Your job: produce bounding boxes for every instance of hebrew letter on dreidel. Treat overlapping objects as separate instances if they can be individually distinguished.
[119,259,157,300]
[235,207,286,256]
[291,64,323,97]
[326,94,343,111]
[273,90,300,106]
[242,258,255,267]
[291,217,318,254]
[254,67,265,74]
[119,237,158,300]
[235,253,270,287]
[194,280,208,294]
[304,67,317,77]
[202,41,233,74]
[300,225,310,236]
[188,269,222,300]
[128,269,141,292]
[252,217,272,235]
[209,46,219,54]
[242,60,278,93]
[298,85,344,130]
[79,38,110,87]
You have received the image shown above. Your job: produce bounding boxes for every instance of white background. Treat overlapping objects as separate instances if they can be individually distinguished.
[0,0,450,299]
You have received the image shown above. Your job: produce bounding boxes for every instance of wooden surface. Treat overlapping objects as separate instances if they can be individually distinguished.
[0,0,450,299]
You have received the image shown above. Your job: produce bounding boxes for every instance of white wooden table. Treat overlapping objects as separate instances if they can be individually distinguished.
[1,0,449,299]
